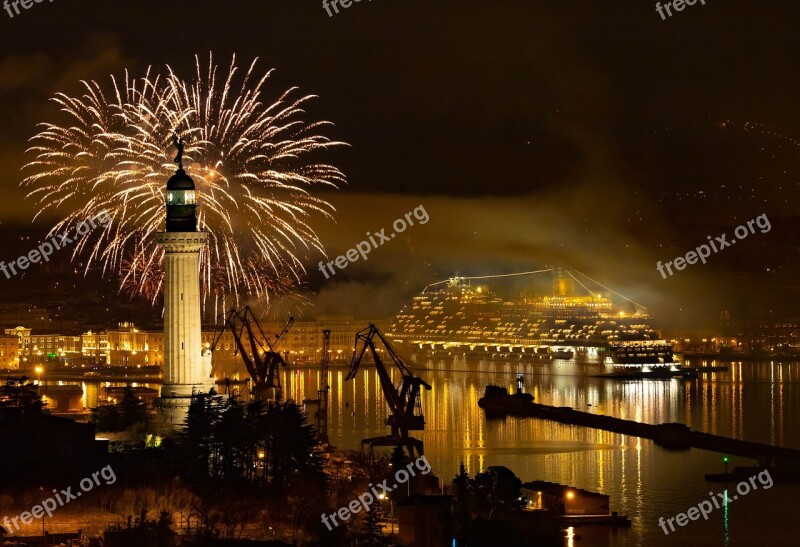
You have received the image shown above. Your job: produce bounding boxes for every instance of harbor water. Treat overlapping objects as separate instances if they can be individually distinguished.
[282,356,800,546]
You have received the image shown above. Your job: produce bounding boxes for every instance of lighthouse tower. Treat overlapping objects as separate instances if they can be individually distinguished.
[154,135,214,426]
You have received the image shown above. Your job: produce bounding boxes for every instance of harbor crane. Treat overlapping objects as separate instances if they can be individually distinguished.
[318,329,331,445]
[304,329,332,446]
[346,324,431,458]
[210,306,294,401]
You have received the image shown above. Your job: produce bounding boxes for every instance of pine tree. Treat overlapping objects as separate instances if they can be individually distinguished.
[261,401,325,491]
[182,392,221,479]
[92,384,147,432]
[0,377,42,413]
[360,501,385,546]
[389,445,406,470]
[180,395,324,492]
[453,462,472,538]
[118,384,148,429]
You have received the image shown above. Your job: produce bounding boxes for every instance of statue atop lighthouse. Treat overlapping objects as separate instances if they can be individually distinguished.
[155,133,214,427]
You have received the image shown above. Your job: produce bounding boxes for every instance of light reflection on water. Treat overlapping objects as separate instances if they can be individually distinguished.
[281,357,800,546]
[63,358,800,545]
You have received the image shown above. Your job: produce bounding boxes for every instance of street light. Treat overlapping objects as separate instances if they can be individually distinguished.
[38,486,45,535]
[35,365,44,393]
[377,493,394,537]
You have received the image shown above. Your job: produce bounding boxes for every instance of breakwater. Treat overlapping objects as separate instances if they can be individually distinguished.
[478,385,800,465]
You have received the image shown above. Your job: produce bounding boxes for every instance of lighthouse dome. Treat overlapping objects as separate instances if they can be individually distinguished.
[167,168,195,190]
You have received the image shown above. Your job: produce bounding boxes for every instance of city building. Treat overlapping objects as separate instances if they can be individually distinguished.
[81,329,109,363]
[0,334,20,369]
[4,327,84,366]
[4,326,31,357]
[106,322,156,367]
[273,315,388,365]
[0,316,387,373]
[202,315,388,379]
[521,481,610,515]
[26,333,81,364]
[740,318,800,354]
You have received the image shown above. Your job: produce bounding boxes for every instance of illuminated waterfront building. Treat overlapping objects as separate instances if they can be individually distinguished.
[276,315,387,364]
[3,327,83,365]
[105,322,156,367]
[80,329,109,363]
[4,326,30,363]
[26,333,81,363]
[203,314,388,377]
[740,319,800,353]
[521,481,610,515]
[84,326,162,367]
[0,334,20,369]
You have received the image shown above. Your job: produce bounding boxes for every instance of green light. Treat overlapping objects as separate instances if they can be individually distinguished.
[723,457,729,462]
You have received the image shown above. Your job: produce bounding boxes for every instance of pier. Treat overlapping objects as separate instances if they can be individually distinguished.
[478,386,800,465]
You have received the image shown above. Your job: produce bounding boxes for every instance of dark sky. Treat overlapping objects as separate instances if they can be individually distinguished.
[1,1,799,328]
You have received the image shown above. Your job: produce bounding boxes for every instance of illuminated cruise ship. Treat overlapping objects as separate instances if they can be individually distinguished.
[389,268,674,367]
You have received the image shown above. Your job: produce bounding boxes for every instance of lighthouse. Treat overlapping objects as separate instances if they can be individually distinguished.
[155,134,214,426]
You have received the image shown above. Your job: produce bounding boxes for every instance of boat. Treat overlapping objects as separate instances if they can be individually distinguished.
[593,367,695,380]
[607,343,673,365]
[389,268,675,368]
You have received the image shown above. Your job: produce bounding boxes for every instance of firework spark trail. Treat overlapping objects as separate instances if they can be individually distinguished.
[23,53,346,313]
[740,121,800,150]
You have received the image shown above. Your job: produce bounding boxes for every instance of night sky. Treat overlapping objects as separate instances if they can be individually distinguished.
[1,1,799,328]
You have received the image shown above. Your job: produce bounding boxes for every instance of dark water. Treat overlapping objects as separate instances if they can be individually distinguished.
[281,357,800,546]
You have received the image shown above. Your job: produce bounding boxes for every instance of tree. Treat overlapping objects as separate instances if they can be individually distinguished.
[180,392,223,480]
[452,462,472,536]
[260,400,325,491]
[176,395,327,541]
[450,465,559,547]
[212,396,248,481]
[0,377,43,413]
[453,462,470,492]
[118,385,148,429]
[389,445,406,471]
[180,396,324,491]
[359,501,385,546]
[471,465,525,519]
[92,384,148,432]
[93,404,121,432]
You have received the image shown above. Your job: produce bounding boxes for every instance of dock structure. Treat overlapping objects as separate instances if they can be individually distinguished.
[478,386,800,465]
